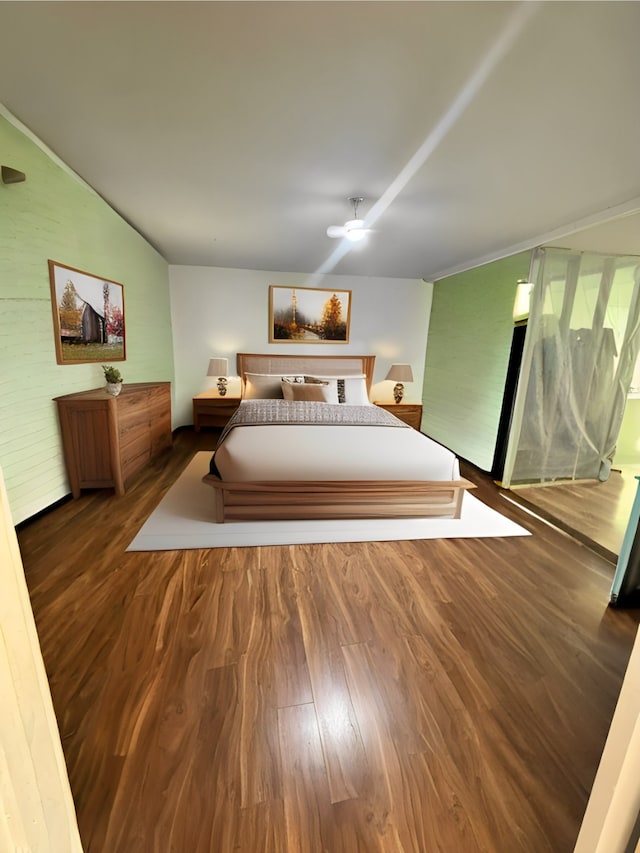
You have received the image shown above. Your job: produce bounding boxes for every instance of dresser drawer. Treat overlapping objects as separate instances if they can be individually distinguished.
[150,412,172,454]
[120,429,149,462]
[116,389,149,419]
[121,443,151,482]
[119,416,150,449]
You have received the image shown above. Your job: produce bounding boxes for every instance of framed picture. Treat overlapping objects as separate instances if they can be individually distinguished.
[269,285,351,343]
[48,260,126,364]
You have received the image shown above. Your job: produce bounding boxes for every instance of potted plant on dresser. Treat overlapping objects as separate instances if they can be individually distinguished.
[102,364,123,397]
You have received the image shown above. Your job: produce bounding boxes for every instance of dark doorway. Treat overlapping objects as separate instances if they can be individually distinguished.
[491,322,527,481]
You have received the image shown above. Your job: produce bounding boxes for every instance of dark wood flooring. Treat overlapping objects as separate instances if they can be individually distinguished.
[507,465,640,563]
[16,429,640,852]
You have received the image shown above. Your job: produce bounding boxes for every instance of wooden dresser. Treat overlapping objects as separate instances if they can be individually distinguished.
[54,382,172,498]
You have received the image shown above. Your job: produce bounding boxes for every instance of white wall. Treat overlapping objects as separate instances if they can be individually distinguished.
[574,627,640,853]
[169,266,432,425]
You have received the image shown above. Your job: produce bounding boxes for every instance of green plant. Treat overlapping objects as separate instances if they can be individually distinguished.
[102,364,123,384]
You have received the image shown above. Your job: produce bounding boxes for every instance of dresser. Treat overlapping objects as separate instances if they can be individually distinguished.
[374,402,423,430]
[192,391,241,431]
[54,382,172,498]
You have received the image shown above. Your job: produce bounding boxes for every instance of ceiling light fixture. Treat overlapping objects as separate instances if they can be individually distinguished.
[326,197,370,242]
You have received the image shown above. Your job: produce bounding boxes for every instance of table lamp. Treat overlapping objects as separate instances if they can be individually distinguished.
[385,363,413,404]
[207,357,229,396]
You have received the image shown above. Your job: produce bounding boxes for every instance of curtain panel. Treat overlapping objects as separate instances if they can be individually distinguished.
[503,247,640,486]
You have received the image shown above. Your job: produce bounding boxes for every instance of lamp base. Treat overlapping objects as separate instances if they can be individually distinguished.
[217,378,228,397]
[393,383,404,404]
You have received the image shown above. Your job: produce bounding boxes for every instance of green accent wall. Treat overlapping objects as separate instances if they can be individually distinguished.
[422,252,532,471]
[0,112,173,524]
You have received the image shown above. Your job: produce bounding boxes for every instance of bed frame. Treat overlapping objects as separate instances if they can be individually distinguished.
[202,353,473,522]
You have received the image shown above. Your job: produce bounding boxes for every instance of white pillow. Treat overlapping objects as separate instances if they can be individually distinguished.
[341,376,370,405]
[282,381,338,403]
[243,373,284,399]
[242,373,304,400]
[303,374,370,405]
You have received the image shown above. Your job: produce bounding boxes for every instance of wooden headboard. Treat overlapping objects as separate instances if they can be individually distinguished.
[236,353,376,391]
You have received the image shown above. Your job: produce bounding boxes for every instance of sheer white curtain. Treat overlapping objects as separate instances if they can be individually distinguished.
[503,247,640,486]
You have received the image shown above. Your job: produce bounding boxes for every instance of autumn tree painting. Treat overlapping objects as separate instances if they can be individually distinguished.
[269,286,351,343]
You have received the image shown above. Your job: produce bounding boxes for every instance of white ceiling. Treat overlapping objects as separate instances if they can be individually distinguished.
[1,1,639,280]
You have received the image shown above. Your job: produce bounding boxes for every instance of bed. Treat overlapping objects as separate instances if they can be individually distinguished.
[202,353,473,522]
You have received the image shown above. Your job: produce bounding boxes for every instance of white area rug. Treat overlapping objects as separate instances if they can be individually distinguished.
[127,452,531,551]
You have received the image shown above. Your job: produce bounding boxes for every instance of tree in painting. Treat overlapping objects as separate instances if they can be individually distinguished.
[107,305,125,340]
[321,293,347,340]
[58,279,82,338]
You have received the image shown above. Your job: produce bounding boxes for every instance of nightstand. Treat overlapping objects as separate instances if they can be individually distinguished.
[374,402,423,430]
[193,392,241,431]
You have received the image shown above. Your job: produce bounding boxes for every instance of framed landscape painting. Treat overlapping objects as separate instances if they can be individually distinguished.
[48,260,126,364]
[269,285,351,343]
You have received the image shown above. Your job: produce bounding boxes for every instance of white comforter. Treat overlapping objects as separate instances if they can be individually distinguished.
[213,420,460,482]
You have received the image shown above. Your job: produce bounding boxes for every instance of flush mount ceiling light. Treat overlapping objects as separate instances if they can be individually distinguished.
[326,197,370,242]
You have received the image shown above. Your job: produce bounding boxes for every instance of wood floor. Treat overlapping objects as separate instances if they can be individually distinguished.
[508,466,640,562]
[17,429,640,852]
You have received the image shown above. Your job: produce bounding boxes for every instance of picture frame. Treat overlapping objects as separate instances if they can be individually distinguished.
[48,260,126,365]
[269,285,351,344]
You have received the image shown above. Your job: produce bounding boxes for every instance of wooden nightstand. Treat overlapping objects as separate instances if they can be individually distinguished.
[193,392,241,431]
[374,402,423,430]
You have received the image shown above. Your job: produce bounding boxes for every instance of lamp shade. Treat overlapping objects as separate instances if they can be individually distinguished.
[385,363,414,383]
[207,357,228,377]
